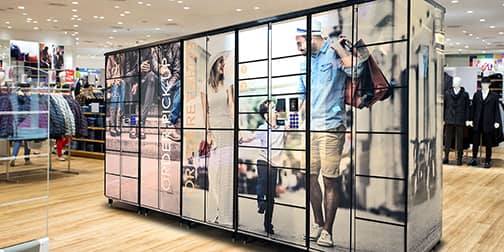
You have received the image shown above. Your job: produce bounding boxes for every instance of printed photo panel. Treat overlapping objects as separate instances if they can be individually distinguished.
[355,220,404,252]
[271,17,307,58]
[159,127,181,214]
[239,25,268,62]
[238,78,268,97]
[159,42,182,130]
[355,133,407,179]
[356,0,408,44]
[183,37,207,129]
[106,77,139,103]
[182,129,206,221]
[139,46,160,128]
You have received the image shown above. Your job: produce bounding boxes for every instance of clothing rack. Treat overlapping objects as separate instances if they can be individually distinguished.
[0,85,78,182]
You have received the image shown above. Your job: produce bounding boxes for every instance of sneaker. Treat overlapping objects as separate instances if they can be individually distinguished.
[9,160,15,167]
[24,160,32,165]
[167,131,181,142]
[317,230,334,247]
[468,159,478,166]
[483,162,491,169]
[58,157,65,161]
[257,201,266,214]
[309,224,323,241]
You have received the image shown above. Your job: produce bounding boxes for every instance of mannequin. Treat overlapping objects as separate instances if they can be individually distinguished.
[467,77,501,168]
[443,76,470,165]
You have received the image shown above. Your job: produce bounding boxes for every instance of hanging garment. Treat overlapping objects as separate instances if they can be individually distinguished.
[0,93,14,138]
[49,96,65,139]
[51,94,75,136]
[63,95,88,137]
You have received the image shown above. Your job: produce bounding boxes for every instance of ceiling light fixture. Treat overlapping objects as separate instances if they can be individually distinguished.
[167,18,173,22]
[77,18,82,21]
[146,34,151,37]
[75,37,80,41]
[254,6,260,10]
[138,1,144,4]
[476,37,480,39]
[33,27,39,30]
[177,1,183,3]
[146,3,151,6]
[184,6,190,10]
[22,13,27,16]
[124,11,131,14]
[72,1,79,4]
[109,36,114,39]
[462,30,467,33]
[113,30,117,33]
[47,18,51,21]
[155,27,160,30]
[72,9,78,12]
[18,6,25,10]
[451,0,458,3]
[464,45,469,48]
[466,10,473,14]
[114,6,120,9]
[468,33,473,36]
[64,31,68,34]
[99,16,105,19]
[117,21,123,25]
[73,14,79,18]
[480,18,486,22]
[73,24,79,27]
[7,26,12,29]
[490,25,496,29]
[53,19,58,22]
[482,51,486,53]
[33,21,38,24]
[236,8,242,12]
[120,13,125,17]
[499,32,504,35]
[93,16,98,19]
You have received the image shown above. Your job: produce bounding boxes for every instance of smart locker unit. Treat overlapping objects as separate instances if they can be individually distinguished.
[104,0,445,251]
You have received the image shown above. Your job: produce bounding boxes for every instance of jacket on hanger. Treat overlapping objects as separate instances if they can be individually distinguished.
[0,93,13,138]
[63,95,88,137]
[49,96,65,139]
[444,87,470,125]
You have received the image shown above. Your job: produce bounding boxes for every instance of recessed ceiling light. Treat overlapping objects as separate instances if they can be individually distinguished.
[76,42,79,45]
[33,21,38,24]
[462,30,467,33]
[47,18,51,22]
[155,27,161,30]
[114,5,120,9]
[464,45,469,48]
[499,32,504,35]
[72,9,78,12]
[451,0,458,3]
[482,50,486,53]
[26,18,32,21]
[7,26,12,29]
[93,16,98,19]
[167,18,173,22]
[73,14,79,18]
[487,42,491,45]
[146,3,151,6]
[184,6,190,10]
[482,39,485,42]
[26,20,31,23]
[22,13,27,16]
[75,37,80,41]
[117,21,123,25]
[77,18,82,21]
[254,6,260,10]
[72,1,79,4]
[177,0,183,3]
[124,11,131,14]
[113,30,117,33]
[18,6,25,10]
[71,18,75,20]
[64,31,68,34]
[466,10,473,14]
[468,33,473,36]
[490,25,496,29]
[146,34,151,37]
[74,31,79,34]
[120,13,125,17]
[236,8,242,12]
[458,49,462,51]
[33,27,39,30]
[73,24,79,27]
[480,18,486,22]
[138,1,144,4]
[5,21,10,24]
[99,16,105,19]
[71,33,76,36]
[456,42,460,45]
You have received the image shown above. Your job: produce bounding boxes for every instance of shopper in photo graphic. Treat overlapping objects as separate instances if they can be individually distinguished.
[160,43,182,142]
[296,20,363,247]
[240,100,285,235]
[203,51,235,226]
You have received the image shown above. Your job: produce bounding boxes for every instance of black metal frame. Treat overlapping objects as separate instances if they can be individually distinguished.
[103,0,446,251]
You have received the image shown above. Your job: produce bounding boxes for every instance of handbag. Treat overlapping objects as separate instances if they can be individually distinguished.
[199,140,212,158]
[345,39,392,109]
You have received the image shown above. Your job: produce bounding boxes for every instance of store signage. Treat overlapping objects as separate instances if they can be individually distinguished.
[65,69,75,83]
[160,131,174,194]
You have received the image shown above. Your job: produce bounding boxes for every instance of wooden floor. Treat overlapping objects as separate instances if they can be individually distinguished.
[1,150,503,251]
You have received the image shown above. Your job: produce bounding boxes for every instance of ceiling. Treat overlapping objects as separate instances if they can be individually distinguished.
[0,0,503,67]
[438,0,504,54]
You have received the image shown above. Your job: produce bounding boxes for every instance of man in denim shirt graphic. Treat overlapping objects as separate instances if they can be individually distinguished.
[297,20,363,247]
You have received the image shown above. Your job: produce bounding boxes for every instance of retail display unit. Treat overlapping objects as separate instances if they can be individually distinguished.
[104,0,445,251]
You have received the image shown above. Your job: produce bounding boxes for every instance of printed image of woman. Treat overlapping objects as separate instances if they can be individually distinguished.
[202,51,234,226]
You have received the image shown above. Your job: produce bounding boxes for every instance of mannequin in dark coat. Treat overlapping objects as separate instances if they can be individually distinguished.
[443,76,470,165]
[468,77,502,168]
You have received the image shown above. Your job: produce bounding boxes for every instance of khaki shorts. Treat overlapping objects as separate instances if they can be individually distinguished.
[310,127,345,178]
